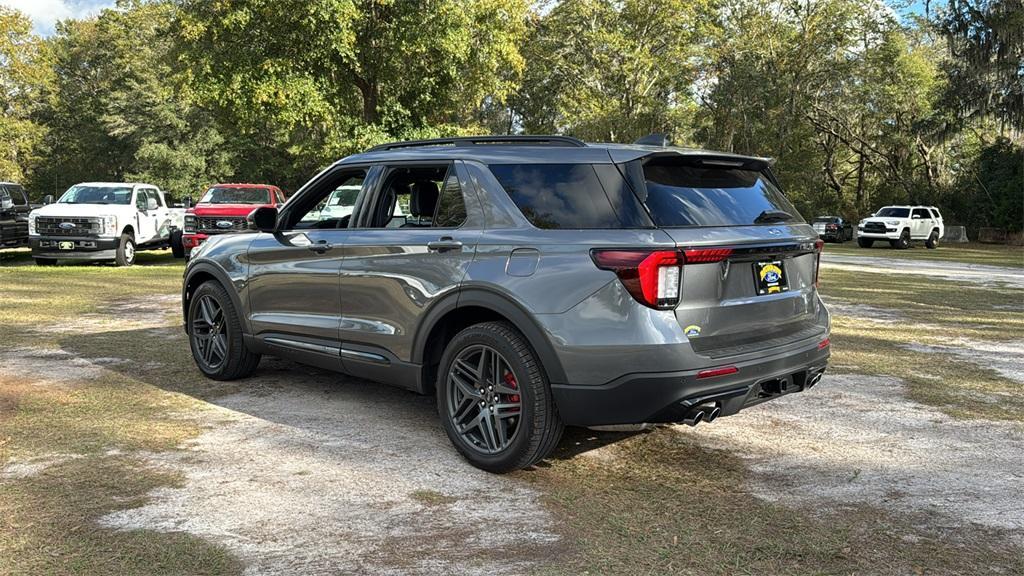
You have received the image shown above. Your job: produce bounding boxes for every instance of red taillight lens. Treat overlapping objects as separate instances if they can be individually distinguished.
[818,337,830,350]
[591,249,682,309]
[682,247,733,263]
[814,238,824,287]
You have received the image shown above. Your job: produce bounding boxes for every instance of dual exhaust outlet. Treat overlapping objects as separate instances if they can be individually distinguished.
[681,402,721,427]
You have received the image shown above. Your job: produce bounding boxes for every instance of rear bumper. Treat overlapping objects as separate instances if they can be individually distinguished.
[551,339,830,426]
[30,236,118,259]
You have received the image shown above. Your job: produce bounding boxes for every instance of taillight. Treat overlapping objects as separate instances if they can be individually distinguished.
[682,247,733,263]
[814,238,824,287]
[591,249,682,309]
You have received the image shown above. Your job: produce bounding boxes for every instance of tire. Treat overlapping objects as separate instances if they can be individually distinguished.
[187,280,261,380]
[34,258,57,266]
[925,230,939,249]
[115,232,136,266]
[171,229,185,258]
[436,321,563,473]
[857,238,873,248]
[836,233,845,244]
[893,229,911,250]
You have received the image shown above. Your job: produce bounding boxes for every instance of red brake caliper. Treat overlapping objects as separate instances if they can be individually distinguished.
[503,371,521,409]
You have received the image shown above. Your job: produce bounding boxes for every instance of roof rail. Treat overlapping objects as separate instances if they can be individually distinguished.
[367,135,587,152]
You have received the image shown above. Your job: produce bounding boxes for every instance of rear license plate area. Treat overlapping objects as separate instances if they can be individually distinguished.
[753,260,788,295]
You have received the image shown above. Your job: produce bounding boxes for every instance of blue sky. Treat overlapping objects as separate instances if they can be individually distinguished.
[0,0,114,36]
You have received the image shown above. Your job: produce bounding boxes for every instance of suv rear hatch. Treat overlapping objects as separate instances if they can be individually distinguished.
[621,153,825,358]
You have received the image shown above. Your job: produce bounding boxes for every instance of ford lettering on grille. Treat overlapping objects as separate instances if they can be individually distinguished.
[58,222,76,230]
[216,220,234,229]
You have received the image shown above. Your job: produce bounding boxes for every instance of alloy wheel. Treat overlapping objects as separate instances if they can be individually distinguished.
[192,294,228,370]
[446,344,523,454]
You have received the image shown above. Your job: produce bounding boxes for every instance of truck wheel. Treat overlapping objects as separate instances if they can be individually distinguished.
[171,229,185,258]
[894,230,911,249]
[437,321,564,473]
[115,233,136,266]
[188,280,261,380]
[34,258,57,266]
[925,230,939,249]
[857,238,873,248]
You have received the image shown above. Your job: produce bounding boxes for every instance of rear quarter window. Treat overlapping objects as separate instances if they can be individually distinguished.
[489,163,626,229]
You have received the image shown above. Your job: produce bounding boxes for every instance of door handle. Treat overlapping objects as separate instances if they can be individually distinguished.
[427,237,463,252]
[308,240,333,254]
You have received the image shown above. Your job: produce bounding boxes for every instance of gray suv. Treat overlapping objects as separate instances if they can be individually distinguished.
[182,136,831,472]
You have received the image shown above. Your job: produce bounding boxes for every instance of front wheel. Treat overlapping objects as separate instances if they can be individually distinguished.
[925,230,939,249]
[171,229,185,258]
[857,238,873,248]
[188,281,261,380]
[115,233,136,266]
[892,230,911,250]
[437,321,563,473]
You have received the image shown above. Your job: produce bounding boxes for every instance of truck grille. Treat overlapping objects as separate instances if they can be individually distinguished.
[35,216,101,236]
[197,216,248,234]
[862,222,887,234]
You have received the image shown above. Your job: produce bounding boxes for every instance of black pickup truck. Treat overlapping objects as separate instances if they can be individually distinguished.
[1,182,38,248]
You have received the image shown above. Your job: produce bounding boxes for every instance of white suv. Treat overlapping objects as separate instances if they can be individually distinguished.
[857,205,944,249]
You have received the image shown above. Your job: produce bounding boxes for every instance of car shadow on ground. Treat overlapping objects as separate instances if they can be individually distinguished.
[59,324,643,466]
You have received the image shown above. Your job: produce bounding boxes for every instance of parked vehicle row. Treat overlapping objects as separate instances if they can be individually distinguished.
[182,135,832,473]
[183,184,286,258]
[812,205,944,250]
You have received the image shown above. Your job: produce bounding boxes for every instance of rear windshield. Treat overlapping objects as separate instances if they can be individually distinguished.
[489,163,624,229]
[875,207,910,218]
[641,161,803,227]
[200,187,271,205]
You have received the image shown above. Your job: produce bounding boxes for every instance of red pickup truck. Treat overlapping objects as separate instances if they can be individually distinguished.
[183,184,286,257]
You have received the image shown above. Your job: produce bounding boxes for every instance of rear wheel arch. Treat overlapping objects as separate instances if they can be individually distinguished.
[413,288,568,394]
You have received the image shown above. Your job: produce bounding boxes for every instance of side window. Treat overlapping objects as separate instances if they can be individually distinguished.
[912,208,929,219]
[287,170,367,230]
[135,190,147,210]
[489,163,623,229]
[930,208,941,219]
[11,185,27,205]
[365,165,451,229]
[433,172,467,228]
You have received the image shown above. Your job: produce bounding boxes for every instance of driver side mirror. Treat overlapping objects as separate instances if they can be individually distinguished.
[248,206,278,232]
[146,197,159,211]
[42,194,54,205]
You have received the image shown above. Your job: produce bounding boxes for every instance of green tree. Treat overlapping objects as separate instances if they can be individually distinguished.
[0,8,53,187]
[177,0,530,181]
[35,1,235,199]
[514,0,709,142]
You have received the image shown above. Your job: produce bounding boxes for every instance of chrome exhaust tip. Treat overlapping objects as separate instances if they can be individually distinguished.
[682,410,705,427]
[705,406,722,423]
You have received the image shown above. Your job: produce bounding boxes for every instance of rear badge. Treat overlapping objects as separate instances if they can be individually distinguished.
[684,325,701,337]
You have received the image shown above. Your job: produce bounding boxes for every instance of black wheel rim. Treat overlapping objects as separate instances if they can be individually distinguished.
[446,344,522,454]
[192,295,227,370]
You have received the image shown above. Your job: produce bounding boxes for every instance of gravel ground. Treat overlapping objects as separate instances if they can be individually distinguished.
[98,366,560,576]
[677,373,1024,536]
[821,253,1024,288]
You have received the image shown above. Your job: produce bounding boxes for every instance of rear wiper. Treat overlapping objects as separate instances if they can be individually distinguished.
[754,210,793,223]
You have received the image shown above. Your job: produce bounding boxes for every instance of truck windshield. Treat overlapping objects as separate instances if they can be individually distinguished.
[200,187,270,205]
[58,185,133,205]
[875,207,910,218]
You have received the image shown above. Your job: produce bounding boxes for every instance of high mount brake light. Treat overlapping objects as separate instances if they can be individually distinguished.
[591,249,682,309]
[814,238,824,287]
[682,248,733,263]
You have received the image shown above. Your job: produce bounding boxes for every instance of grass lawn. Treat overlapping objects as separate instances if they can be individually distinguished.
[2,245,1022,574]
[824,240,1024,268]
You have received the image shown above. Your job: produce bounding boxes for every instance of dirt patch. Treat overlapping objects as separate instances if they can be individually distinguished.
[680,374,1024,536]
[1,453,83,479]
[821,296,909,324]
[34,293,181,337]
[903,339,1024,385]
[0,347,115,385]
[99,374,560,575]
[821,254,1024,288]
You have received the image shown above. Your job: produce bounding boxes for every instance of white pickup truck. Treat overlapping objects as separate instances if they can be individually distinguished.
[857,205,944,249]
[29,182,186,266]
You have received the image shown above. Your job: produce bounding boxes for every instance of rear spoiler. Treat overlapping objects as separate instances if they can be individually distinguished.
[612,150,781,202]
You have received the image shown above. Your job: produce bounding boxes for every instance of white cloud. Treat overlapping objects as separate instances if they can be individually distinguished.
[0,0,115,36]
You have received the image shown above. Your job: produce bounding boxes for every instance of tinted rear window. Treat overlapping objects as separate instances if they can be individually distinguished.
[642,161,803,227]
[489,164,625,229]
